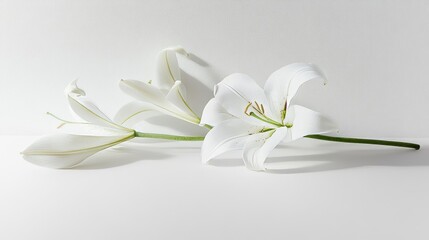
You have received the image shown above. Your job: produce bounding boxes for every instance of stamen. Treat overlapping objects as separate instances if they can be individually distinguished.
[281,100,288,123]
[246,101,284,127]
[280,110,286,123]
[254,101,261,112]
[244,102,252,116]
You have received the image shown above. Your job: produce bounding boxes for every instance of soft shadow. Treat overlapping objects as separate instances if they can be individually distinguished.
[188,53,209,67]
[209,158,244,167]
[208,142,428,174]
[73,145,171,170]
[266,147,428,174]
[178,52,221,114]
[180,70,216,114]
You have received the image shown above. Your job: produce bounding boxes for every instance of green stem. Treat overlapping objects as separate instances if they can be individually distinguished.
[134,131,204,141]
[305,134,420,150]
[134,131,420,150]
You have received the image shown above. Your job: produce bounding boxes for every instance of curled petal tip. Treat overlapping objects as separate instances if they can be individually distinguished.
[173,46,189,56]
[164,46,189,57]
[65,79,85,96]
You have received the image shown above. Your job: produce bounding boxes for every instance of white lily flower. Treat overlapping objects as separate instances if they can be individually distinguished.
[200,63,338,171]
[22,81,135,168]
[118,46,201,125]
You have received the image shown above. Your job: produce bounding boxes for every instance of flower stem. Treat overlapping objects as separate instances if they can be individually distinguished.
[135,131,420,149]
[134,131,204,141]
[305,134,420,150]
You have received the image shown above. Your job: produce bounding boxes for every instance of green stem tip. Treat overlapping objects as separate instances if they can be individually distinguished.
[305,134,420,150]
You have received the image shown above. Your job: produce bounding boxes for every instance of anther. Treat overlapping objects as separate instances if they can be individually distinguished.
[283,100,288,111]
[244,102,252,116]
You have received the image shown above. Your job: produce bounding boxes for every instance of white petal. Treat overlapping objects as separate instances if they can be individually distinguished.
[46,112,127,136]
[285,105,337,141]
[264,63,326,118]
[114,101,161,128]
[201,119,263,164]
[214,73,274,125]
[166,81,199,119]
[65,81,125,130]
[242,127,288,171]
[57,123,129,136]
[132,113,208,136]
[200,98,235,126]
[22,133,134,168]
[154,46,189,91]
[119,79,199,124]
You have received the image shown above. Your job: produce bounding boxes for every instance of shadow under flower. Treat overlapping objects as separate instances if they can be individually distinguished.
[72,145,171,170]
[210,139,428,174]
[266,147,428,174]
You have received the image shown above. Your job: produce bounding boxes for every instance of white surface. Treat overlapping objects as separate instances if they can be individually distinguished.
[1,0,429,137]
[1,136,428,240]
[2,1,429,237]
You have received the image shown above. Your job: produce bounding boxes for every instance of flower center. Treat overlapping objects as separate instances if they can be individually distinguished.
[244,101,288,128]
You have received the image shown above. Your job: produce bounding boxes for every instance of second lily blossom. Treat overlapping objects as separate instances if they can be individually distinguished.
[119,46,202,126]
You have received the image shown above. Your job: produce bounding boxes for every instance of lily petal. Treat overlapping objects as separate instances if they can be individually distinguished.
[200,98,235,126]
[214,73,273,125]
[22,133,134,168]
[155,46,189,92]
[285,105,337,141]
[58,123,130,136]
[201,119,263,164]
[119,79,199,124]
[166,80,199,119]
[242,127,288,171]
[264,63,326,118]
[114,101,160,128]
[66,81,125,130]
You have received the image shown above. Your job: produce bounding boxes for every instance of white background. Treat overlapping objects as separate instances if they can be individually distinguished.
[1,1,429,240]
[1,0,428,137]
